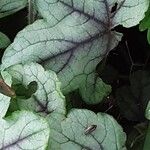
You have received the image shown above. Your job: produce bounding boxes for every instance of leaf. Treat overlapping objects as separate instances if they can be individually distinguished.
[0,110,50,150]
[1,0,148,104]
[0,0,27,18]
[5,63,66,149]
[47,109,126,150]
[139,2,150,45]
[117,86,141,121]
[116,71,150,121]
[46,113,66,150]
[6,62,66,116]
[126,122,147,150]
[36,0,148,28]
[143,122,150,150]
[0,32,11,49]
[145,101,150,120]
[0,71,12,118]
[79,73,111,104]
[143,102,150,150]
[147,29,150,44]
[139,2,150,31]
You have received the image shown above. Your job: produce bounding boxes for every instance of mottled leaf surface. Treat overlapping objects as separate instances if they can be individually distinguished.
[6,63,66,116]
[48,109,126,150]
[1,0,148,103]
[0,110,50,150]
[36,0,148,28]
[0,0,27,18]
[0,32,11,49]
[46,113,66,150]
[0,71,12,118]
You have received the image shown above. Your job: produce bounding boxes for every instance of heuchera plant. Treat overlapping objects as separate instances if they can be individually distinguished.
[0,0,149,149]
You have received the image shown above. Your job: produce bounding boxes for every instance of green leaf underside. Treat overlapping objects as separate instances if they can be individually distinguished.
[48,109,126,150]
[126,123,147,150]
[139,2,150,31]
[144,102,150,150]
[6,63,66,116]
[0,110,50,150]
[143,123,150,150]
[143,100,150,150]
[0,0,27,18]
[1,0,148,103]
[117,71,150,121]
[0,71,12,118]
[0,32,11,49]
[147,29,150,44]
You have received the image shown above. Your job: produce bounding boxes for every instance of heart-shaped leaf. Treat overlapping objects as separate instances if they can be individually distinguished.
[0,32,11,49]
[1,0,148,104]
[0,110,50,150]
[0,0,27,18]
[47,109,126,150]
[6,62,66,116]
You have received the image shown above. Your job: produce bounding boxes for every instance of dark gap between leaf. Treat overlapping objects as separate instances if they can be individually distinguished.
[111,3,118,13]
[13,81,37,99]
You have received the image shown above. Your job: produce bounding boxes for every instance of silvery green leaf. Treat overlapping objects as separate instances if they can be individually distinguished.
[6,62,66,116]
[0,0,27,18]
[0,71,12,118]
[112,0,149,27]
[48,109,126,150]
[0,110,50,150]
[0,32,10,49]
[36,0,148,28]
[1,0,148,103]
[79,73,111,104]
[139,4,150,31]
[46,113,66,150]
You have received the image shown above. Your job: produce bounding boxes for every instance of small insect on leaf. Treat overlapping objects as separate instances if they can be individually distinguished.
[0,79,16,98]
[84,125,97,135]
